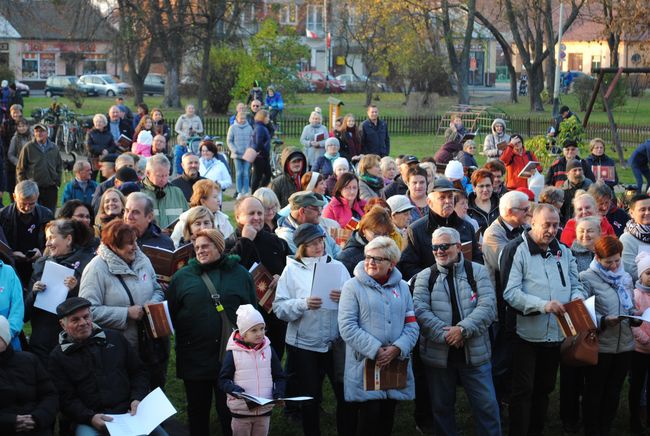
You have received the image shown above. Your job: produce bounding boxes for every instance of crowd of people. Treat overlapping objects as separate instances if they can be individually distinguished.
[0,96,650,436]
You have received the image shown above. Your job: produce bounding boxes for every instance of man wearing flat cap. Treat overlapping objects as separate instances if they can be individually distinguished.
[276,191,341,256]
[48,297,168,436]
[561,158,593,219]
[16,122,62,213]
[384,155,419,198]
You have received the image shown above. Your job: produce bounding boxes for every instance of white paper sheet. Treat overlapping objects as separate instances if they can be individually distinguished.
[105,388,176,436]
[234,392,313,406]
[34,261,75,314]
[311,262,349,310]
[620,307,650,323]
[584,296,597,327]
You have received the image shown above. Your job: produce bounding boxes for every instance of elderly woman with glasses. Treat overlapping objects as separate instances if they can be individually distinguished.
[338,236,419,435]
[559,192,615,247]
[300,109,329,169]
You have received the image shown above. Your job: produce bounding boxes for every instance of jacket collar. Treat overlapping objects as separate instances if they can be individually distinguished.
[59,324,106,354]
[97,243,147,276]
[353,260,403,289]
[524,231,562,257]
[426,209,462,233]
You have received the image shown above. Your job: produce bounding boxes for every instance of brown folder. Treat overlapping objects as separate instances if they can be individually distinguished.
[555,299,597,337]
[250,263,275,313]
[363,358,409,391]
[144,301,174,338]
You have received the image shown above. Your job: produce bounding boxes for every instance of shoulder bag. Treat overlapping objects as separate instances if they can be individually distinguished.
[200,271,235,362]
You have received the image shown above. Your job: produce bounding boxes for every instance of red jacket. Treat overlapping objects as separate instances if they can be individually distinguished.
[323,196,366,228]
[500,145,542,190]
[559,216,615,247]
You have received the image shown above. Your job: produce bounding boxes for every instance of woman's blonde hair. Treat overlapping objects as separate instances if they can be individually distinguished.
[183,206,215,242]
[358,154,381,175]
[190,179,221,208]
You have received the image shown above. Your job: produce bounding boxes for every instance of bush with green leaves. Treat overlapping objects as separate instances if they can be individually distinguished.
[206,45,245,114]
[573,76,595,111]
[598,73,628,111]
[0,66,15,84]
[64,87,85,109]
[557,115,585,146]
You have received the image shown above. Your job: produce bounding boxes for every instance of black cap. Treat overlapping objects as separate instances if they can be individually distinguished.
[560,105,570,114]
[403,155,419,165]
[115,167,139,183]
[431,177,458,192]
[56,297,91,319]
[563,139,578,149]
[99,153,118,163]
[293,223,325,247]
[118,181,141,196]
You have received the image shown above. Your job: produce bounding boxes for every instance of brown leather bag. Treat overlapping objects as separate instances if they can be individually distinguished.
[560,330,599,367]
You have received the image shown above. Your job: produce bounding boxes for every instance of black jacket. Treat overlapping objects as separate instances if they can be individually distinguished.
[336,231,367,275]
[606,206,631,237]
[106,118,134,143]
[91,177,116,214]
[0,203,53,252]
[137,223,174,251]
[467,192,500,235]
[545,155,595,187]
[47,327,148,426]
[360,118,390,156]
[584,153,618,188]
[0,347,58,435]
[225,227,291,276]
[170,174,206,202]
[25,246,95,364]
[383,175,408,198]
[398,209,483,281]
[86,128,116,157]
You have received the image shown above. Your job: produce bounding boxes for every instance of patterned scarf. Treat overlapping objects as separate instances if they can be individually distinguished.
[625,220,650,243]
[589,257,635,313]
[360,173,384,191]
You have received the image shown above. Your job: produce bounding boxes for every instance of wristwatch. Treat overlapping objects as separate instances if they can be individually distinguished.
[459,326,467,338]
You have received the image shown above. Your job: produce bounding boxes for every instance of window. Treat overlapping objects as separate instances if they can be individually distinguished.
[240,3,256,25]
[83,54,107,74]
[279,3,297,25]
[22,53,39,79]
[306,4,324,34]
[568,53,583,72]
[591,55,601,71]
[39,53,55,79]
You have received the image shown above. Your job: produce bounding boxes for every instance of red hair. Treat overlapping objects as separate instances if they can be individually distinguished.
[594,235,623,259]
[101,220,137,251]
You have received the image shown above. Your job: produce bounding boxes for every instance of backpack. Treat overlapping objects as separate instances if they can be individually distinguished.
[428,259,477,295]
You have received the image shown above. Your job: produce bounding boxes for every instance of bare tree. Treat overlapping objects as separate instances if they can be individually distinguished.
[440,0,477,105]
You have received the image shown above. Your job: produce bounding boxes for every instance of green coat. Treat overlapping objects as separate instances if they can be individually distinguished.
[167,255,257,380]
[141,179,189,229]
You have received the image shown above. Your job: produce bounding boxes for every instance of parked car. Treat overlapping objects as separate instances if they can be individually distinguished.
[297,70,346,93]
[44,75,97,97]
[335,74,388,92]
[144,73,165,96]
[14,80,30,97]
[78,74,132,96]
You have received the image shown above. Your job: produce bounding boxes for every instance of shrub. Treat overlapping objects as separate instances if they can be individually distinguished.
[207,45,244,114]
[557,115,585,146]
[573,76,595,111]
[64,87,86,109]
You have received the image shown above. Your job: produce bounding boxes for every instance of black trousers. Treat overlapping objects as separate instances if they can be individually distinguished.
[559,364,584,426]
[285,344,352,436]
[583,351,631,436]
[38,185,58,214]
[251,158,271,192]
[509,337,561,436]
[629,351,650,428]
[183,378,232,436]
[412,341,432,427]
[354,399,397,436]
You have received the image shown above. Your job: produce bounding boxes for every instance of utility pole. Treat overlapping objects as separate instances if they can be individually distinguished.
[552,0,565,117]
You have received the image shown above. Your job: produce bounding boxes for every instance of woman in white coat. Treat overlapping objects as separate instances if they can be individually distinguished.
[199,139,232,192]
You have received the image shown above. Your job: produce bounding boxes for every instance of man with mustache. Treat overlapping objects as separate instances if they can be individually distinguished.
[561,158,593,220]
[500,203,584,436]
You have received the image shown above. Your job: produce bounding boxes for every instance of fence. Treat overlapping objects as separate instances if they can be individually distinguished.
[203,114,650,150]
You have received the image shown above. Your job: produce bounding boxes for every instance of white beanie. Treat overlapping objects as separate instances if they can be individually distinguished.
[636,252,650,278]
[236,304,265,335]
[0,315,10,346]
[1,80,7,88]
[444,160,464,180]
[137,130,153,145]
[332,157,349,171]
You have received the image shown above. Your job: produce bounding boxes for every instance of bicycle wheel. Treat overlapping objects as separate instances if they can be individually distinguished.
[55,124,65,150]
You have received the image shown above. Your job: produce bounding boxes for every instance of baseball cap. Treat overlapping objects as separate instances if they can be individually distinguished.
[431,177,458,192]
[386,195,415,214]
[289,191,326,210]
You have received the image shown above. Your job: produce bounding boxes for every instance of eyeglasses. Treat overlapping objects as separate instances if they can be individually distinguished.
[432,243,453,252]
[364,255,390,264]
[512,206,531,213]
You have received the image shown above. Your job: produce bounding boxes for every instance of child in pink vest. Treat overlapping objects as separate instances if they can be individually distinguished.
[219,304,286,436]
[630,252,650,432]
[132,130,153,157]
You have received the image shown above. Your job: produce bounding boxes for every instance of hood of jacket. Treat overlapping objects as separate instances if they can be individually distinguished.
[352,259,403,289]
[225,330,271,352]
[97,243,150,276]
[281,146,307,175]
[491,118,507,135]
[58,323,106,354]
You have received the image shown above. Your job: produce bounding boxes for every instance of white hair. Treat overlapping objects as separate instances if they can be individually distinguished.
[499,191,529,217]
[364,236,400,264]
[146,153,171,171]
[575,216,602,233]
[15,180,39,198]
[93,113,107,127]
[431,227,460,244]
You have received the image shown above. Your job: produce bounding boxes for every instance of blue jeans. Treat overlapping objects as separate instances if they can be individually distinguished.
[75,424,169,436]
[173,144,187,176]
[631,163,650,193]
[234,158,251,194]
[426,361,501,436]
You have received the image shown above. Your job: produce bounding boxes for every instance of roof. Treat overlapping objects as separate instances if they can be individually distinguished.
[0,0,115,41]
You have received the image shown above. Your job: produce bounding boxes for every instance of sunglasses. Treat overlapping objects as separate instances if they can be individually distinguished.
[432,243,453,252]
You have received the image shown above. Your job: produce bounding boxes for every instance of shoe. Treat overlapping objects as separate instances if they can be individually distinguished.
[415,422,434,435]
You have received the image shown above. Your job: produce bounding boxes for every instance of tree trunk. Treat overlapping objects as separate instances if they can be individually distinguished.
[197,40,212,117]
[163,60,182,108]
[364,84,374,106]
[457,71,470,105]
[528,64,545,111]
[545,56,555,104]
[508,64,518,103]
[607,32,620,67]
[131,81,145,105]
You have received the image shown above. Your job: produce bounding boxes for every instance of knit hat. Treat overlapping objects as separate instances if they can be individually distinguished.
[293,223,325,247]
[236,304,265,335]
[137,130,153,145]
[0,315,10,346]
[566,159,581,172]
[636,252,650,277]
[444,160,464,180]
[324,137,340,149]
[196,228,225,254]
[332,157,349,171]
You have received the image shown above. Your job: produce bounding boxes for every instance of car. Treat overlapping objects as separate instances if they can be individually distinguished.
[44,75,97,97]
[335,74,388,92]
[143,73,165,96]
[78,74,132,96]
[14,80,30,97]
[297,70,346,93]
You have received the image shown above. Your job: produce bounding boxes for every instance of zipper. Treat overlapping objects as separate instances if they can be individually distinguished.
[556,260,566,287]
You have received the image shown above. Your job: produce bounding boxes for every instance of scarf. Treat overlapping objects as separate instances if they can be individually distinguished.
[325,151,340,163]
[625,220,650,243]
[589,257,635,312]
[636,281,650,293]
[360,173,384,191]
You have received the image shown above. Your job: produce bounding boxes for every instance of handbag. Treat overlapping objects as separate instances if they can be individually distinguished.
[242,147,258,163]
[560,330,599,367]
[117,276,169,366]
[200,272,235,362]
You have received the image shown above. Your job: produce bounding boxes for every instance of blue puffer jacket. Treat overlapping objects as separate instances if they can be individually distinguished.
[62,179,98,205]
[338,262,419,402]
